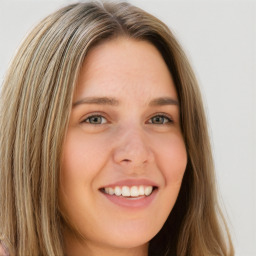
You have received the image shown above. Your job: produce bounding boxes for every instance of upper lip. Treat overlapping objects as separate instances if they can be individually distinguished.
[99,179,159,189]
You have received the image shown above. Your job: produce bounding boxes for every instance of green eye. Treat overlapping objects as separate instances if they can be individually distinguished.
[84,115,107,124]
[150,115,172,124]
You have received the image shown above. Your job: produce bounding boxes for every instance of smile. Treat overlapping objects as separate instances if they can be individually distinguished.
[101,185,154,197]
[99,180,159,208]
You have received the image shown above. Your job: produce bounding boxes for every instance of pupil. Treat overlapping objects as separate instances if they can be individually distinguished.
[91,116,101,124]
[153,116,163,124]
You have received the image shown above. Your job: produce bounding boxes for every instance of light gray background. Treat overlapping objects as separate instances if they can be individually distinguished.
[0,0,255,255]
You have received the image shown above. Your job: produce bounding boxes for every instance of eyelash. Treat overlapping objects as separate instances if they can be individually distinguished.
[147,113,173,125]
[81,113,107,125]
[81,113,173,125]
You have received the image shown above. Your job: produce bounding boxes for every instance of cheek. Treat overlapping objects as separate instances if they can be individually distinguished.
[59,129,109,218]
[148,133,187,231]
[61,129,108,182]
[155,133,187,185]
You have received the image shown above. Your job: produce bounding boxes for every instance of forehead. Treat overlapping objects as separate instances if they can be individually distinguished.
[74,37,177,102]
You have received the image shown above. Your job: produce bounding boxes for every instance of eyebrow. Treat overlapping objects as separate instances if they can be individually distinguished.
[73,97,119,107]
[149,97,179,106]
[73,96,179,108]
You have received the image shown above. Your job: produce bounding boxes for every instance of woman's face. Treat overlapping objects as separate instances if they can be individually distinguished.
[60,37,187,254]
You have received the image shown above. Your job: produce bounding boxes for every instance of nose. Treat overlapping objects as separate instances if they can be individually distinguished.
[113,126,154,169]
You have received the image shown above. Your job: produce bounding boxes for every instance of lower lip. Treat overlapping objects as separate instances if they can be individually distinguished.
[101,189,157,209]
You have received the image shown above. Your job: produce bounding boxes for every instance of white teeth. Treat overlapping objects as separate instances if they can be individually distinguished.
[114,186,122,196]
[138,185,144,196]
[145,186,153,196]
[130,186,139,197]
[103,185,154,197]
[122,186,130,197]
[108,187,114,195]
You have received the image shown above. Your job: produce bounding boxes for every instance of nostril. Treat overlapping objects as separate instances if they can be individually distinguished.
[113,137,153,166]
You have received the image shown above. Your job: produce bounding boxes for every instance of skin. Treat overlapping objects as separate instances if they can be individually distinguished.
[0,244,6,255]
[59,37,187,256]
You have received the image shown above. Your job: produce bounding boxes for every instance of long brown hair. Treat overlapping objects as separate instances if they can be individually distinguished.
[0,1,234,255]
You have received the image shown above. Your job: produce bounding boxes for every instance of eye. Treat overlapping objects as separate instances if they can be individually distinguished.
[148,114,173,125]
[82,115,107,124]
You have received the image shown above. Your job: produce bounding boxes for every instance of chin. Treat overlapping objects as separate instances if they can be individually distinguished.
[99,223,160,250]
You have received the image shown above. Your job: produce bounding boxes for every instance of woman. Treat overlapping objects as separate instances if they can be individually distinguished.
[0,1,234,255]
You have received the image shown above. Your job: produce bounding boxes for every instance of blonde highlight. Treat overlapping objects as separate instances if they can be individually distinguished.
[0,1,233,255]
